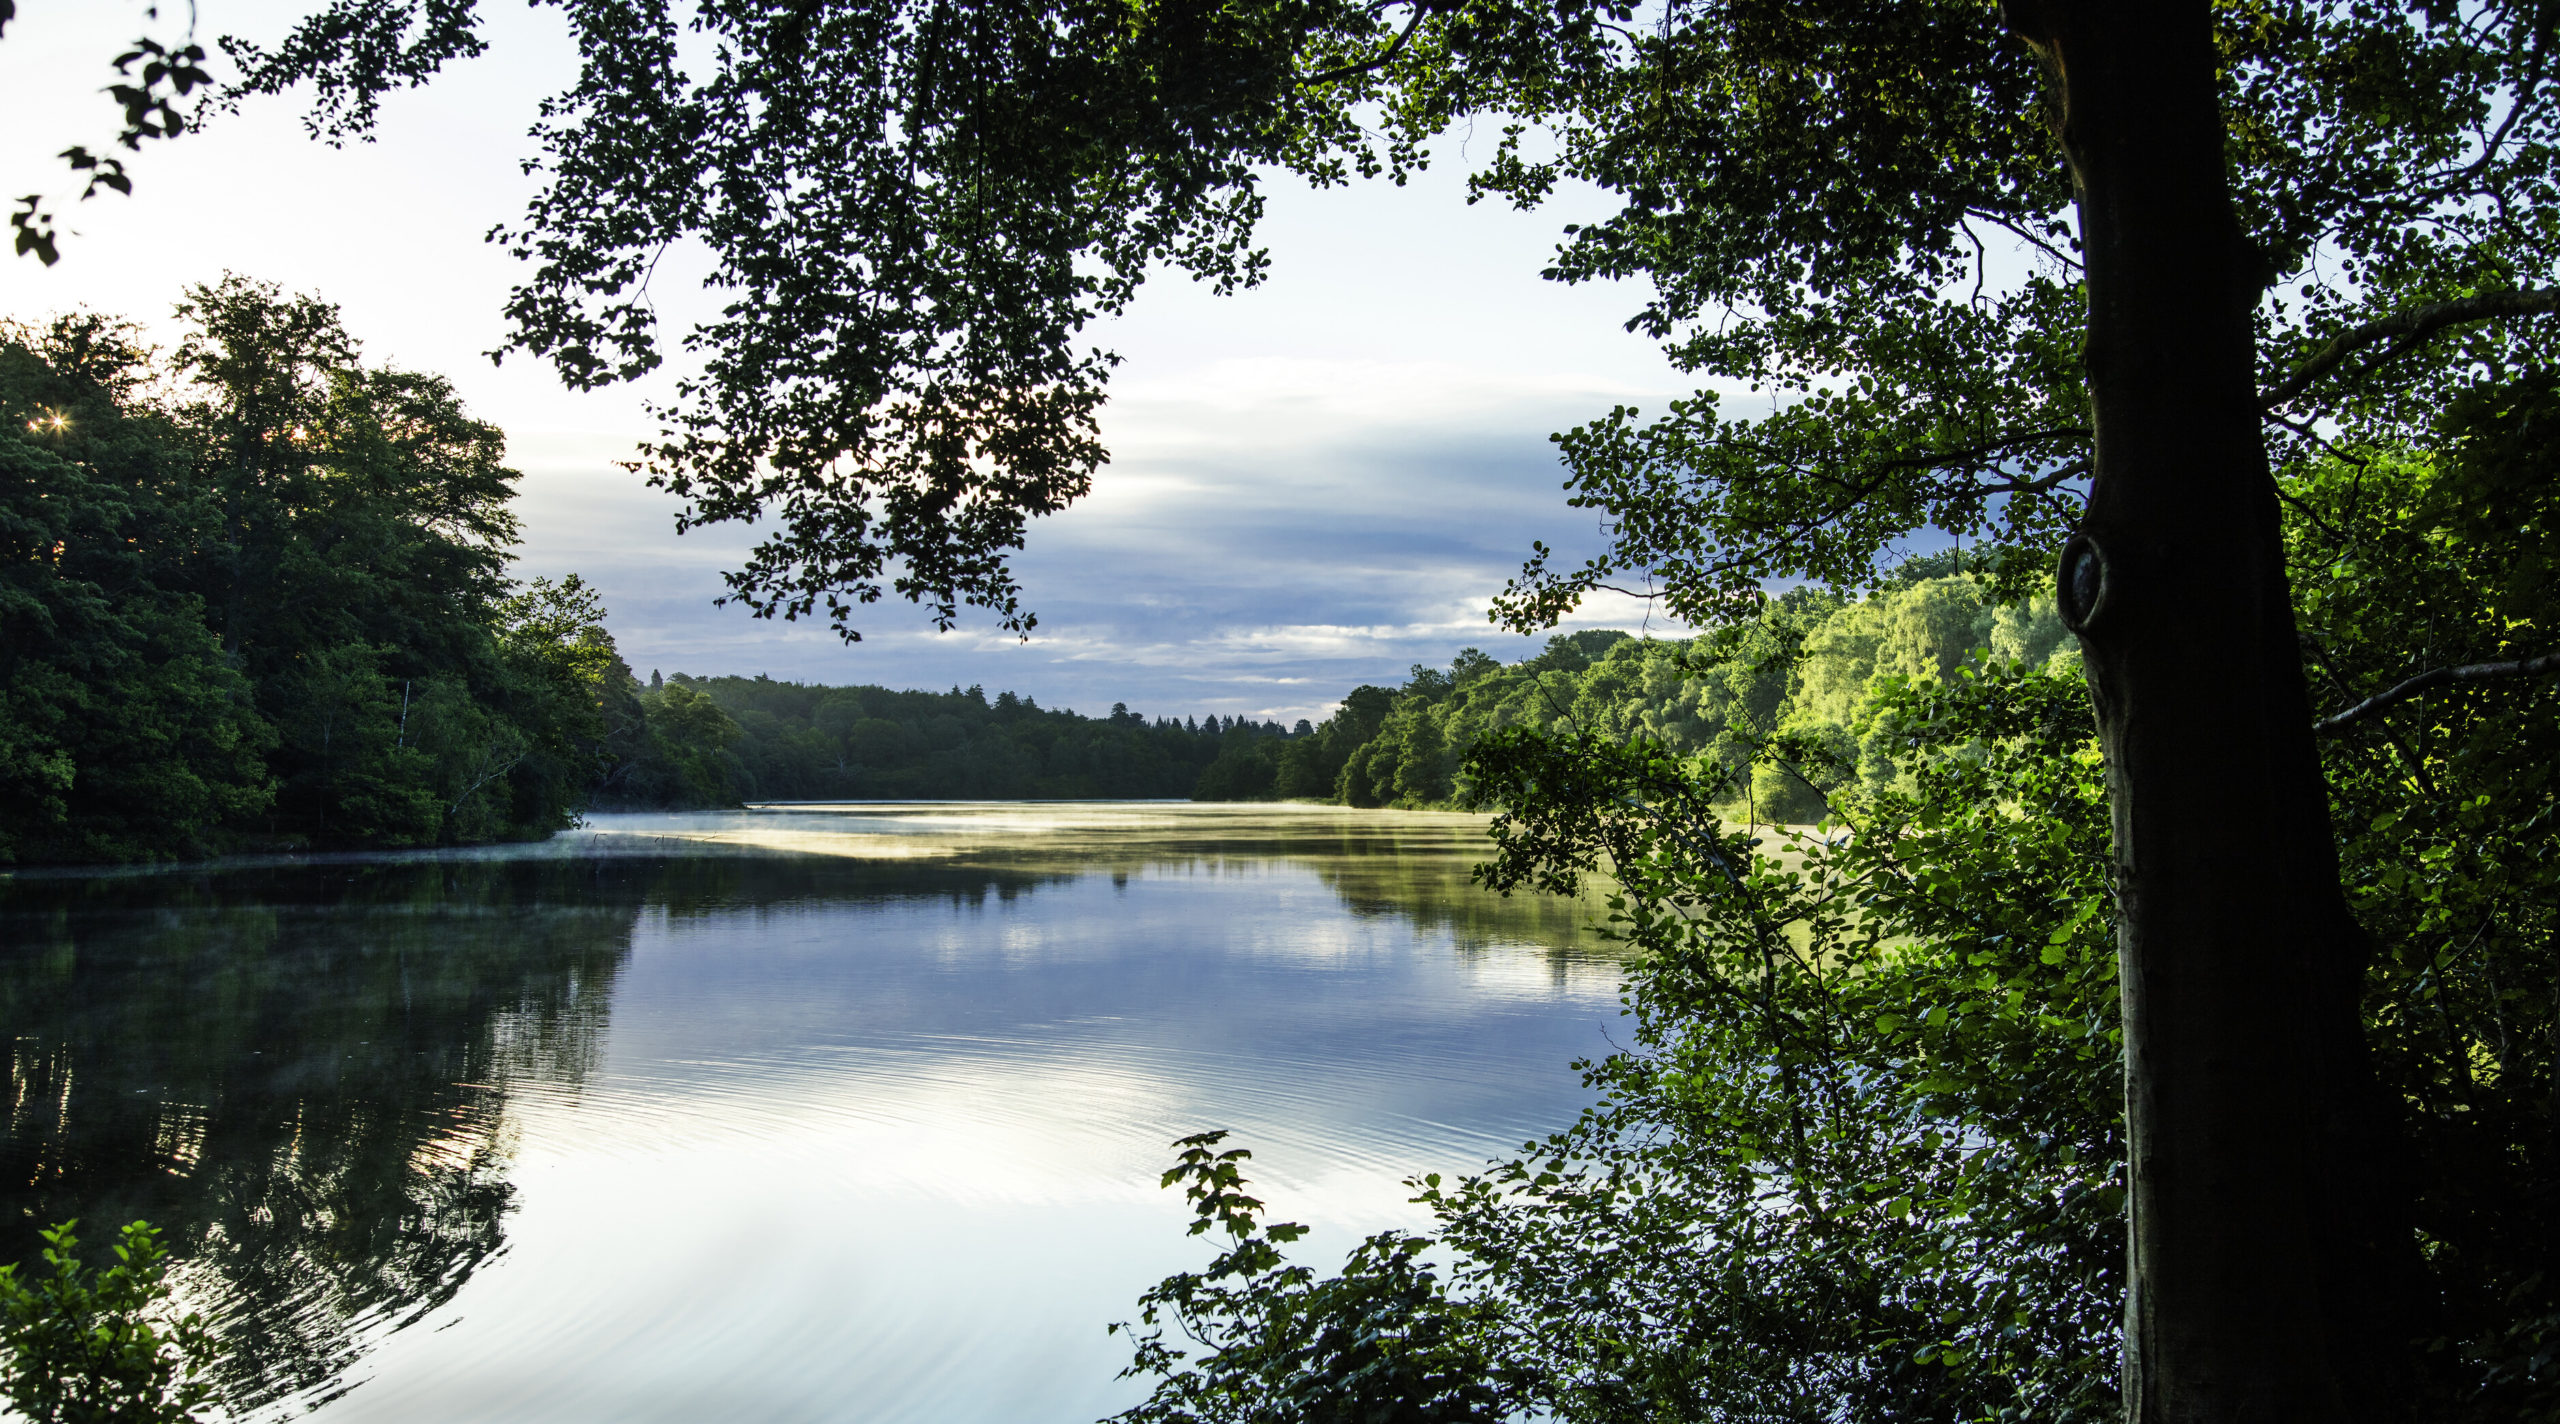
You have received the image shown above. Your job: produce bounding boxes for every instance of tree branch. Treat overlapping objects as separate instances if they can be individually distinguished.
[1300,3,1428,87]
[2314,650,2560,734]
[1963,207,2082,272]
[2263,288,2560,409]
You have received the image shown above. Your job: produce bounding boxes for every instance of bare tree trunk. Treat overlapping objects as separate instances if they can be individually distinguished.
[2000,1,2418,1418]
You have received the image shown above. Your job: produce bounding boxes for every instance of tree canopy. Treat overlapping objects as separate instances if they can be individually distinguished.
[190,0,1443,641]
[20,0,2549,644]
[1,281,624,860]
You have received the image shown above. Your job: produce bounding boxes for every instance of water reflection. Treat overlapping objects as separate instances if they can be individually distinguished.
[0,860,631,1408]
[586,803,1609,960]
[0,807,1617,1422]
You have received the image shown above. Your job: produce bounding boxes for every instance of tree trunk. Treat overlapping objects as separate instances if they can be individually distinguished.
[1999,1,2418,1419]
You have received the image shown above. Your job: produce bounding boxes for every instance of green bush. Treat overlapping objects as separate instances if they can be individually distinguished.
[1111,1133,1530,1424]
[0,1221,218,1424]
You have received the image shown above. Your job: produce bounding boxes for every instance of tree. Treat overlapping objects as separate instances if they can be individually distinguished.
[1,316,275,863]
[1403,0,2560,1406]
[1121,662,2129,1424]
[2280,427,2560,1420]
[165,275,610,847]
[1110,1133,1532,1424]
[3,287,628,858]
[1194,723,1285,801]
[491,574,621,832]
[633,682,747,808]
[2022,15,2407,1415]
[1117,447,2552,1416]
[179,0,1429,644]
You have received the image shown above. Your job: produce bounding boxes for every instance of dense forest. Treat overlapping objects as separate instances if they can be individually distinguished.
[0,281,1332,860]
[605,672,1289,806]
[1191,551,2073,821]
[1,281,621,865]
[0,275,2060,849]
[0,313,2122,856]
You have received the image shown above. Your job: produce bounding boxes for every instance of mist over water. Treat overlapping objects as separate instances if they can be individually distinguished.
[0,805,1622,1423]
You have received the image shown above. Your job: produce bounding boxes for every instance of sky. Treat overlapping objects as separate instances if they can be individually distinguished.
[1,2,1700,725]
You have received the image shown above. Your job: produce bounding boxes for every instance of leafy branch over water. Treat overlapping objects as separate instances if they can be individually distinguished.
[0,1220,218,1424]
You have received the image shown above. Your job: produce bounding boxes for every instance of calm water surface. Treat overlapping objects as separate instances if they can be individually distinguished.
[0,804,1621,1422]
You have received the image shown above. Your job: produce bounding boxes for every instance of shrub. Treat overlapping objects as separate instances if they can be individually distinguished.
[0,1221,218,1424]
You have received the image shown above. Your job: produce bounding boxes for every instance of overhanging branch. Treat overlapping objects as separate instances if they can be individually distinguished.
[1300,3,1428,86]
[2314,649,2560,734]
[2264,288,2560,410]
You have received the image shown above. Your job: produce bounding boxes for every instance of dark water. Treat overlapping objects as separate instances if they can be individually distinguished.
[0,805,1621,1422]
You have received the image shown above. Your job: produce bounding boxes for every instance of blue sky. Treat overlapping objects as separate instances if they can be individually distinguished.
[3,2,1698,724]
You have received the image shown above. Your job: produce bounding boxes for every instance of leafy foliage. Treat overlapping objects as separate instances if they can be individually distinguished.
[1444,666,2120,1423]
[2,316,276,861]
[0,1220,217,1424]
[1266,564,2074,817]
[0,286,624,861]
[1111,1132,1532,1424]
[1426,0,2560,627]
[1123,666,2123,1422]
[1123,391,2559,1415]
[38,0,2545,684]
[214,0,1438,641]
[2287,424,2560,1420]
[1123,447,2560,1417]
[8,11,213,268]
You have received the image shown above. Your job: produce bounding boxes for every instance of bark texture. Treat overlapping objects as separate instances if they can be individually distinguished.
[2000,2,2417,1419]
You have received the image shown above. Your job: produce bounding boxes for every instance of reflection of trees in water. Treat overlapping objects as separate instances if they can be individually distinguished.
[1301,843,1610,959]
[0,837,1594,1414]
[1097,825,1608,960]
[0,859,634,1413]
[636,850,1090,920]
[0,852,1096,1413]
[629,839,1596,955]
[894,819,1613,962]
[603,811,1609,955]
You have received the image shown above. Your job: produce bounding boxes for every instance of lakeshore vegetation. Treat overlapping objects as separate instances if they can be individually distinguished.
[2,281,614,864]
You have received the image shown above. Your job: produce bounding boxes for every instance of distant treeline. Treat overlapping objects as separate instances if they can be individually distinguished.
[599,673,1294,806]
[623,553,2082,819]
[3,283,619,864]
[1193,553,2081,820]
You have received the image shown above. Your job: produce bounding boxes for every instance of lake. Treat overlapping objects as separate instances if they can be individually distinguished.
[0,804,1623,1423]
